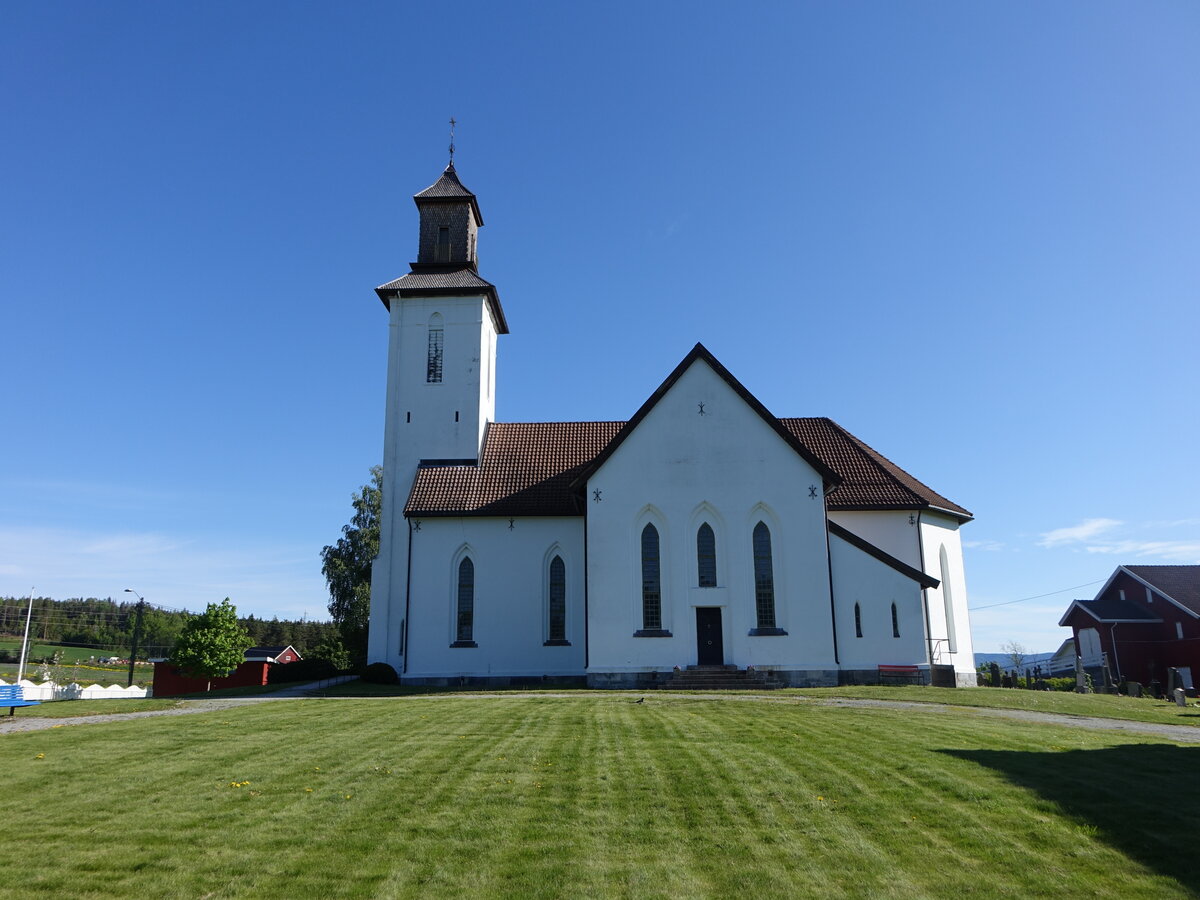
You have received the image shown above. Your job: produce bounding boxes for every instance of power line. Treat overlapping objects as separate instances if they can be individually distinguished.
[970,580,1105,611]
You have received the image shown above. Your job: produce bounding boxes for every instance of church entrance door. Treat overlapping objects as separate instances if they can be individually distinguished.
[696,607,724,666]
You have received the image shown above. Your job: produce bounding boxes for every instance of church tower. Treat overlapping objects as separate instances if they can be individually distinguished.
[368,161,508,665]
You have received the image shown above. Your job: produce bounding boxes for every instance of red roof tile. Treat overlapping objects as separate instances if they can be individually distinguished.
[405,418,971,520]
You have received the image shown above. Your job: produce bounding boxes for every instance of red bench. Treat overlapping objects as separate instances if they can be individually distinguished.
[878,665,922,685]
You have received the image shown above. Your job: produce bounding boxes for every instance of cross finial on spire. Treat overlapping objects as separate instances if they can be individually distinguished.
[448,116,456,167]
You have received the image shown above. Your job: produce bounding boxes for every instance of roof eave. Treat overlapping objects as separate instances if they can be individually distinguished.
[376,285,510,335]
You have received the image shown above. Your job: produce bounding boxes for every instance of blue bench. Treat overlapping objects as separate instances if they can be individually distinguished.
[1,684,41,715]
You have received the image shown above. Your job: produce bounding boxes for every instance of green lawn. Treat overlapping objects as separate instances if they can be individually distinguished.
[3,698,182,717]
[3,694,1198,898]
[788,685,1200,727]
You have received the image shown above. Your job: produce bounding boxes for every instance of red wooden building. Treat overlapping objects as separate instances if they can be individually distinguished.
[1059,565,1199,693]
[152,645,303,697]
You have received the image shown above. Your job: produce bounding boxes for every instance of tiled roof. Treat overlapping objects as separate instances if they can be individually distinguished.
[783,419,971,518]
[406,422,625,517]
[413,164,483,224]
[377,268,496,293]
[414,165,476,201]
[376,266,509,334]
[1125,565,1200,615]
[405,417,971,520]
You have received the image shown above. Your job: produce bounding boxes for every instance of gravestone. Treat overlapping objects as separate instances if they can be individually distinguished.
[1075,655,1089,693]
[989,662,1001,688]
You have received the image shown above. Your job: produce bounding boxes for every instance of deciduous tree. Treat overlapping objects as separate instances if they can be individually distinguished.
[321,466,381,665]
[169,598,252,691]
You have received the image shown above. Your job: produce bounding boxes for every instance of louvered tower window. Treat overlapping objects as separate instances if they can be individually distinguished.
[697,523,717,587]
[427,314,444,383]
[435,226,451,262]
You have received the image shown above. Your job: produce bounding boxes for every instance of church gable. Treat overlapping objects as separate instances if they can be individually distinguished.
[582,343,840,490]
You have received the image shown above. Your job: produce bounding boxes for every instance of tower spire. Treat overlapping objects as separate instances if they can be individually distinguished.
[448,116,456,168]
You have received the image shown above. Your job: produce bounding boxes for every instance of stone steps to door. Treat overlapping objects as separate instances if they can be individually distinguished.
[657,666,783,690]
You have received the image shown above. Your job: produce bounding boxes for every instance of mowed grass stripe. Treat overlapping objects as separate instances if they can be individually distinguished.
[2,695,1196,899]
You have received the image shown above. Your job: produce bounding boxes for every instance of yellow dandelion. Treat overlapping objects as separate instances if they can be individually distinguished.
[305,788,313,793]
[34,753,45,760]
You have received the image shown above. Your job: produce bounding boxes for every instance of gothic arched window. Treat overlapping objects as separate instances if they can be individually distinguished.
[454,557,475,646]
[641,524,662,631]
[939,546,957,653]
[547,555,567,644]
[752,522,776,630]
[697,523,717,587]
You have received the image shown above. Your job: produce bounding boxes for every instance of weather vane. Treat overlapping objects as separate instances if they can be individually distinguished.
[448,116,456,166]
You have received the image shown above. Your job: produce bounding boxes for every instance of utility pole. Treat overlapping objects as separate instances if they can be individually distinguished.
[124,589,146,688]
[16,587,35,683]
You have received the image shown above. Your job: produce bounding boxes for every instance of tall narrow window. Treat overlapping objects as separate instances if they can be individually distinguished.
[697,523,717,587]
[752,522,777,630]
[891,603,900,638]
[854,603,863,638]
[436,226,451,262]
[939,546,957,653]
[547,555,567,644]
[455,557,475,645]
[641,524,662,630]
[427,314,444,383]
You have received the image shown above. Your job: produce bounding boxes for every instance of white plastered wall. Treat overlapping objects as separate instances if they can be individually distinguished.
[585,360,835,675]
[368,291,499,666]
[920,512,975,676]
[828,533,929,668]
[827,510,921,568]
[403,516,586,678]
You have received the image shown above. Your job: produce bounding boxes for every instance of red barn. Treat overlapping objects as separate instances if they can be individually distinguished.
[1059,565,1200,693]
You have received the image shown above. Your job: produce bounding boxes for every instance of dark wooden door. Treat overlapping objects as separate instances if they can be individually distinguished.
[696,607,724,665]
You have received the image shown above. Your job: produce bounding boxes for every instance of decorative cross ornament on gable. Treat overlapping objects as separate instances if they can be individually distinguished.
[508,518,515,531]
[697,402,707,416]
[413,520,422,532]
[593,489,603,503]
[808,485,818,499]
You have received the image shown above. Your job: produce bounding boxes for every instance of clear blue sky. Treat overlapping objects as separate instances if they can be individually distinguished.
[3,2,1197,651]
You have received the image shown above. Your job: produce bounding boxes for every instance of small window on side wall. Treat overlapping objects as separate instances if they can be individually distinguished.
[854,603,863,638]
[891,603,900,638]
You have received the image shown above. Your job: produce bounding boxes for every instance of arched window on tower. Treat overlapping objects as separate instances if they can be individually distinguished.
[696,523,717,587]
[752,522,777,631]
[640,524,662,632]
[546,555,567,645]
[453,557,476,647]
[427,313,444,384]
[939,546,957,653]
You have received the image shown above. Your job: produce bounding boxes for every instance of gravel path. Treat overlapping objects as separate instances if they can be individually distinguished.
[4,690,1198,743]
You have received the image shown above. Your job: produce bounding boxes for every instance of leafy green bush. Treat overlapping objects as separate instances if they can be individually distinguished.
[361,662,399,685]
[1042,677,1077,692]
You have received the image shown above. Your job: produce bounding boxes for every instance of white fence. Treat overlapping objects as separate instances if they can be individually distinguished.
[2,678,151,701]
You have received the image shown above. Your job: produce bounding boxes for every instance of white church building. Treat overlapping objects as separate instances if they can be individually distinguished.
[367,163,975,688]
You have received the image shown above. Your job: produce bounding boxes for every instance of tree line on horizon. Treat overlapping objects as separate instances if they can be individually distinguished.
[0,595,339,661]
